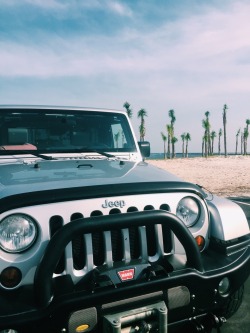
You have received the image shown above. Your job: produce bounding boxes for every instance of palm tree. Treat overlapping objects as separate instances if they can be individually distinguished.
[235,128,240,155]
[243,127,249,155]
[181,133,186,157]
[241,132,244,155]
[245,119,250,154]
[185,133,191,158]
[137,108,147,141]
[210,131,216,155]
[246,119,250,128]
[161,132,167,159]
[166,124,172,159]
[222,104,228,157]
[218,128,222,155]
[123,102,133,119]
[114,131,120,148]
[202,118,209,158]
[205,111,211,155]
[202,136,205,157]
[171,137,178,158]
[168,109,176,158]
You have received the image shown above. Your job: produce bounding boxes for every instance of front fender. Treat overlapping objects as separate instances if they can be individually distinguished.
[207,196,249,241]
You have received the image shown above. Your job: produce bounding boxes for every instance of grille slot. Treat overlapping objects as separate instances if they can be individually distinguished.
[111,229,123,261]
[144,205,157,256]
[49,203,173,276]
[129,226,140,259]
[92,231,105,266]
[49,215,65,274]
[71,213,85,270]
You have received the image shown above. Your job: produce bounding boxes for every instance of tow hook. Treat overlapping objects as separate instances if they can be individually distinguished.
[192,314,227,333]
[209,314,226,333]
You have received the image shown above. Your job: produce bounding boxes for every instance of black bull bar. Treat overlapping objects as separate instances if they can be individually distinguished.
[33,209,250,330]
[35,210,204,307]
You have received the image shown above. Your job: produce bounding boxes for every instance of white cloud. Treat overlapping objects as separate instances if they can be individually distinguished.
[0,0,67,9]
[0,0,133,14]
[4,2,249,75]
[1,0,250,98]
[106,0,133,17]
[1,0,250,152]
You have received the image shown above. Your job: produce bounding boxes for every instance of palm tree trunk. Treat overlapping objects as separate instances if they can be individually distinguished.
[241,134,243,155]
[223,125,227,156]
[223,108,227,157]
[185,142,188,158]
[167,137,170,159]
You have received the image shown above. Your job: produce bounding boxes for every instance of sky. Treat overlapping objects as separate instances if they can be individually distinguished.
[1,0,250,153]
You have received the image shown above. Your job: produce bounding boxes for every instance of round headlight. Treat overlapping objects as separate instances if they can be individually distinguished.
[176,197,200,227]
[0,214,37,253]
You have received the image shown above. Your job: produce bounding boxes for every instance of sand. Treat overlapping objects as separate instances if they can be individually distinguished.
[147,155,250,198]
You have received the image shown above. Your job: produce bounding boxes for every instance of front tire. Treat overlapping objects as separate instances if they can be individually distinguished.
[217,285,244,319]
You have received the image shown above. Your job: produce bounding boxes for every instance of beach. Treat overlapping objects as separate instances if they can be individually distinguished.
[147,155,250,198]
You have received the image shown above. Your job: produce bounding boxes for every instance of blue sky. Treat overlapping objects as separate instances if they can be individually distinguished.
[1,0,250,153]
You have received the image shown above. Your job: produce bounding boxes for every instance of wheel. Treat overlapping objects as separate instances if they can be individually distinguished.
[216,284,244,319]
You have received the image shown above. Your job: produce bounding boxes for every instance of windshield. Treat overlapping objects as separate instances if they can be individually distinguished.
[0,109,136,154]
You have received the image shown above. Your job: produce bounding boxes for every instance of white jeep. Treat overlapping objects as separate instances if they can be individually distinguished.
[0,106,249,333]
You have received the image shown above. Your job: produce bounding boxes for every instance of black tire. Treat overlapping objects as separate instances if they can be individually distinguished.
[217,284,244,319]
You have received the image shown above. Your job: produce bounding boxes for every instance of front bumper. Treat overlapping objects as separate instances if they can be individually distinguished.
[0,210,249,332]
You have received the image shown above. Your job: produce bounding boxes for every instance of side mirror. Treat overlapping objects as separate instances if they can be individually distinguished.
[138,141,150,158]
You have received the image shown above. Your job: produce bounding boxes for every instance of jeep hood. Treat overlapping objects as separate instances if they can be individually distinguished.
[0,158,183,198]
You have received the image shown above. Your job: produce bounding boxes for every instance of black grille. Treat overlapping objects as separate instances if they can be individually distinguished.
[49,204,172,274]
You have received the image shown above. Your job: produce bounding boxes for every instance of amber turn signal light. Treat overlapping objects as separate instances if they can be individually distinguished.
[195,235,205,251]
[76,324,90,332]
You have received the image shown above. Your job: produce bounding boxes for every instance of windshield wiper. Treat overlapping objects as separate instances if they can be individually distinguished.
[77,148,116,158]
[0,150,55,160]
[0,148,117,160]
[41,148,117,158]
